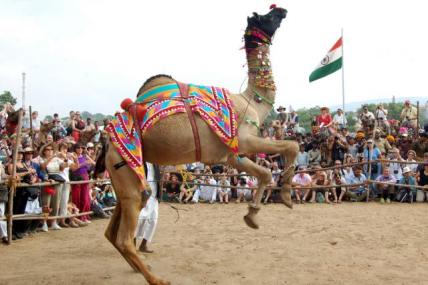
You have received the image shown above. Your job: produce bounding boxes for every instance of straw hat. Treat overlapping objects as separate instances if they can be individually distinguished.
[39,142,53,156]
[320,106,329,112]
[276,106,286,112]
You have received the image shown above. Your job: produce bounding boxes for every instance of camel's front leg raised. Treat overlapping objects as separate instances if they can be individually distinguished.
[227,156,272,229]
[239,135,299,208]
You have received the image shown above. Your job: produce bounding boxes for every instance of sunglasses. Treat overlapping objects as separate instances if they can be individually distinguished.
[45,148,53,151]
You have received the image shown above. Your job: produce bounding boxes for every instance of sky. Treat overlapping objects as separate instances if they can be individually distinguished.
[1,0,427,118]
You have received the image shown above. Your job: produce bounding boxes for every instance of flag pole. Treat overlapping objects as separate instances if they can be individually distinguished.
[341,28,346,124]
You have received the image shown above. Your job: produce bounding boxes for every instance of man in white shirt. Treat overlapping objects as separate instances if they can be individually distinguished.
[333,108,347,130]
[191,176,217,203]
[292,166,312,203]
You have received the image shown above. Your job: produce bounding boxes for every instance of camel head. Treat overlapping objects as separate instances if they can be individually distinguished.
[245,5,287,48]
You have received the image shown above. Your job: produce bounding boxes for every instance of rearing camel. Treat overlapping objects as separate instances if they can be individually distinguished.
[97,6,298,285]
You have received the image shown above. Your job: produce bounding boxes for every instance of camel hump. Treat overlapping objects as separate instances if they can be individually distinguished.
[137,74,175,97]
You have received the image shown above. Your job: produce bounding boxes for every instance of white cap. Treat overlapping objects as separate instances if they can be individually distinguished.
[402,167,411,174]
[86,142,94,148]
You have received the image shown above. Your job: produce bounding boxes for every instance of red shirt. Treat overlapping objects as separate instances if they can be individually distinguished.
[317,114,332,126]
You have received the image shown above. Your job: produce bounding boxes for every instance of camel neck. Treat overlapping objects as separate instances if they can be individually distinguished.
[242,43,276,120]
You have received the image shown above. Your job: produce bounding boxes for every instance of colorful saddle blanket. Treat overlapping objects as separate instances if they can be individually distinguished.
[106,82,239,183]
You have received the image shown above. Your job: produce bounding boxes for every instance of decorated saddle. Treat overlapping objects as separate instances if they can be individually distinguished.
[106,82,239,184]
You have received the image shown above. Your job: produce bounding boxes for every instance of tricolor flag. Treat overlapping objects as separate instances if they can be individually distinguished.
[309,37,343,82]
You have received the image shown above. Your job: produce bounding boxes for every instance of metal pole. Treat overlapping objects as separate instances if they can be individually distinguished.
[341,28,345,124]
[21,73,26,110]
[416,101,420,138]
[7,109,24,243]
[29,105,34,146]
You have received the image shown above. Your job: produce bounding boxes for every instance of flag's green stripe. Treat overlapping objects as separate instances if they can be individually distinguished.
[309,58,343,82]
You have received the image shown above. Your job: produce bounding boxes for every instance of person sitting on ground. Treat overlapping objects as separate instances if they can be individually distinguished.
[375,167,397,204]
[291,166,312,204]
[310,165,330,203]
[331,172,347,203]
[217,173,231,204]
[191,176,217,204]
[396,167,416,203]
[178,174,197,203]
[0,162,9,244]
[90,185,110,218]
[236,175,253,203]
[66,201,88,228]
[164,173,181,202]
[347,166,368,202]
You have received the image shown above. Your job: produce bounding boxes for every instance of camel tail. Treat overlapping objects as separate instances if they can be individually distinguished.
[94,141,108,179]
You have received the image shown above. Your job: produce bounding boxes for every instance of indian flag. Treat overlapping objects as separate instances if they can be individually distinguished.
[309,37,343,82]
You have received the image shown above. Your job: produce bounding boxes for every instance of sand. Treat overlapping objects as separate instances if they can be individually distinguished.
[1,203,428,285]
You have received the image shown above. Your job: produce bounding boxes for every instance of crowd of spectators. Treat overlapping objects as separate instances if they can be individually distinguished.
[160,101,428,207]
[1,100,428,245]
[0,108,114,243]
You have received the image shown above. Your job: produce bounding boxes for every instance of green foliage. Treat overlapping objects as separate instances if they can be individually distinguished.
[296,106,321,132]
[0,91,17,107]
[43,111,114,122]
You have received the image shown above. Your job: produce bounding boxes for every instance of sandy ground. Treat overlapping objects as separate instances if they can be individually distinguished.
[1,203,428,285]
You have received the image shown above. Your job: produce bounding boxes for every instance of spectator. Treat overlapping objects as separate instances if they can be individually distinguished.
[387,148,403,182]
[405,150,418,174]
[308,143,321,165]
[396,167,416,203]
[39,142,67,231]
[375,167,396,204]
[416,154,428,202]
[374,129,392,155]
[331,135,347,163]
[316,107,333,135]
[400,100,418,129]
[71,111,85,142]
[164,173,181,202]
[236,175,253,203]
[310,166,330,203]
[70,143,95,223]
[178,175,197,203]
[292,166,312,203]
[296,143,309,168]
[192,176,217,204]
[333,108,347,130]
[359,105,375,132]
[56,142,76,227]
[347,166,368,202]
[331,172,347,203]
[0,162,9,244]
[217,173,231,204]
[276,106,288,127]
[363,139,382,180]
[374,104,390,134]
[9,148,40,239]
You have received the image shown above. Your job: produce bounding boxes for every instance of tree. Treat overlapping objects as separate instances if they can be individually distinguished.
[0,91,17,107]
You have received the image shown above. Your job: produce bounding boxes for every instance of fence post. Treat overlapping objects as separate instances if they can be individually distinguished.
[7,109,24,243]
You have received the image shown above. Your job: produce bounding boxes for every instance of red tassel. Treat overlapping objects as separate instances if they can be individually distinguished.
[120,98,133,111]
[270,4,276,9]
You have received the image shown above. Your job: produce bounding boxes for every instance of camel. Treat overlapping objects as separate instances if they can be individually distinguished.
[97,6,298,285]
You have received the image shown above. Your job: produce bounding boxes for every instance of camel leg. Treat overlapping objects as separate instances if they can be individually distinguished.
[227,156,272,229]
[239,136,299,208]
[105,149,169,285]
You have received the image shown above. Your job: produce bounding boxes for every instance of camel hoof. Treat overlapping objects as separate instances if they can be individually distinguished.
[244,214,259,229]
[243,205,260,229]
[280,190,293,209]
